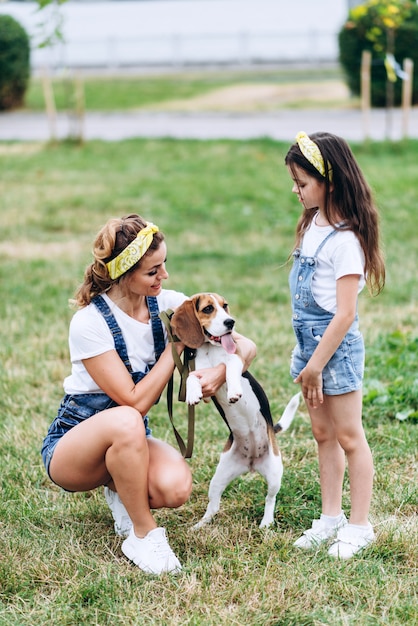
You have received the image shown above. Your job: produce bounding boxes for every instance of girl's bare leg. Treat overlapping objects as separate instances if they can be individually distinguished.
[326,391,373,526]
[308,402,345,517]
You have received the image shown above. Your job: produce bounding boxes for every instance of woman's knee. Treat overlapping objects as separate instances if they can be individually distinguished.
[109,406,146,443]
[165,462,192,507]
[173,463,193,505]
[150,461,192,508]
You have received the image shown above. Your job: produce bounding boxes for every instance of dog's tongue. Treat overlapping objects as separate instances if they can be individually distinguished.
[221,333,236,354]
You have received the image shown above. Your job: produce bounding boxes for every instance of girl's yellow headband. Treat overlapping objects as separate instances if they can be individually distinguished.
[106,222,159,280]
[296,131,332,180]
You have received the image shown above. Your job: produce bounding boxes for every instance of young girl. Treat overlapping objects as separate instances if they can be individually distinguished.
[285,132,385,559]
[41,214,256,575]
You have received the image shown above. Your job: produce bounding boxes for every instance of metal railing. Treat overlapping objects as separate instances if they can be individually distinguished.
[31,30,339,70]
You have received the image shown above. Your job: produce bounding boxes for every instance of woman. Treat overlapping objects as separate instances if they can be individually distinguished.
[41,214,256,575]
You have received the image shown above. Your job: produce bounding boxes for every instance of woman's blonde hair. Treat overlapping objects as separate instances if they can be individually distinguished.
[72,214,165,307]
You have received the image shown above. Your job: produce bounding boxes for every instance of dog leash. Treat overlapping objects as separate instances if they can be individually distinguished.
[159,309,196,458]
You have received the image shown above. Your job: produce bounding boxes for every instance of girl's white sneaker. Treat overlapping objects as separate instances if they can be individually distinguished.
[293,512,348,549]
[328,523,375,559]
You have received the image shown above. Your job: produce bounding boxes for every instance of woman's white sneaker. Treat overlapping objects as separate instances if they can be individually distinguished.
[122,527,182,575]
[293,512,348,549]
[328,523,375,559]
[104,487,133,537]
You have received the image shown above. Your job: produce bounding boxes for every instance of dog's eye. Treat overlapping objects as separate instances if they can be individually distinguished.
[223,303,229,311]
[202,305,214,314]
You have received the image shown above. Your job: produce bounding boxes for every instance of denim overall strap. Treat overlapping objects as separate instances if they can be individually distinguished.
[313,228,339,257]
[92,295,165,371]
[288,226,364,395]
[289,229,340,324]
[290,228,338,266]
[92,295,133,372]
[146,296,165,362]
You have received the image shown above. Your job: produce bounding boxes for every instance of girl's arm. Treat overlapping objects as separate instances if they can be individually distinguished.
[82,341,184,416]
[295,274,360,409]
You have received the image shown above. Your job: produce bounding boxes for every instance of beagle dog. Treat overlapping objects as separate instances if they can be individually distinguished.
[170,293,299,529]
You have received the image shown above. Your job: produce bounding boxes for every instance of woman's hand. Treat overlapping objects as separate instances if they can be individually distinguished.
[233,333,257,371]
[189,364,226,398]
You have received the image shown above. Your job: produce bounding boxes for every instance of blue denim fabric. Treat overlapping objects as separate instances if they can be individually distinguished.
[288,231,364,395]
[41,295,165,477]
[41,377,151,479]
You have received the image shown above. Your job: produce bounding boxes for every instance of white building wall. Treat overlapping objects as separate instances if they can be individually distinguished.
[0,0,349,70]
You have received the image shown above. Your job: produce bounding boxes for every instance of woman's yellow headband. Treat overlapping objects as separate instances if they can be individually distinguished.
[296,131,332,179]
[106,222,159,280]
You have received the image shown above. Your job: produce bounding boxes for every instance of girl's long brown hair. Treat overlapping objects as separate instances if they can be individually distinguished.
[285,132,385,295]
[73,214,165,307]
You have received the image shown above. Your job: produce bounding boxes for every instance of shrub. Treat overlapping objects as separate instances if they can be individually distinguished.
[339,0,418,107]
[0,15,30,110]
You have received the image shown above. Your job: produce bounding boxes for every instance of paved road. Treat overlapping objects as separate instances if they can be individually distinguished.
[1,107,417,142]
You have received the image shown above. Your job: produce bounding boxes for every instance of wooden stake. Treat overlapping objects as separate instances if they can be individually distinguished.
[402,58,413,140]
[74,73,85,144]
[41,67,57,143]
[385,29,395,141]
[361,50,371,141]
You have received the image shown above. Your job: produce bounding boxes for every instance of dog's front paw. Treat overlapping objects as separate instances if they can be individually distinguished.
[186,376,203,406]
[186,390,203,405]
[192,517,211,530]
[259,516,275,529]
[227,385,242,404]
[228,392,242,404]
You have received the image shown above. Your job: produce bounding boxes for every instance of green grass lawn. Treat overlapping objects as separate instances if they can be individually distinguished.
[0,137,416,625]
[25,66,351,112]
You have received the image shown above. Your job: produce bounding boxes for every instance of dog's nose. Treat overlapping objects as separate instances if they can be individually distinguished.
[224,318,235,331]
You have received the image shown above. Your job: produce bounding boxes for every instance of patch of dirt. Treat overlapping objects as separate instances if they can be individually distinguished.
[0,240,88,260]
[155,80,351,112]
[0,143,44,155]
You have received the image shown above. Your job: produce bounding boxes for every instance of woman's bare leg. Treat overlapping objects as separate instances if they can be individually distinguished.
[147,437,192,509]
[49,406,192,537]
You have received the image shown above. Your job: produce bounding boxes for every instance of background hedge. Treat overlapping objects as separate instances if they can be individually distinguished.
[0,14,30,110]
[339,2,418,107]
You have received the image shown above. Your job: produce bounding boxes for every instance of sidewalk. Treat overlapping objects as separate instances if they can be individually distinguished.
[1,107,417,142]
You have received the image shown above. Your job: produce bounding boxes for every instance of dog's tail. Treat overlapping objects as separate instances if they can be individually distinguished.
[274,392,300,433]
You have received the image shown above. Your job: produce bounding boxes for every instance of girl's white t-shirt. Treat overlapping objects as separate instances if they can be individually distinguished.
[63,290,187,394]
[301,216,365,314]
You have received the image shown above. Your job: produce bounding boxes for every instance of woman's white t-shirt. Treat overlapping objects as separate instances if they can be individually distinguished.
[63,290,187,395]
[301,216,365,314]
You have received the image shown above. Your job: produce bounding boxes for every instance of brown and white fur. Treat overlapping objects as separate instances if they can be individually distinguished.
[170,293,299,529]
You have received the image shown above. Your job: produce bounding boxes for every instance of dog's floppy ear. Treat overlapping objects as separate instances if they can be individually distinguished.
[171,298,205,348]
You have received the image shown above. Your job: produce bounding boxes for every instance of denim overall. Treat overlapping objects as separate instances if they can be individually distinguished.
[289,230,364,396]
[41,295,166,477]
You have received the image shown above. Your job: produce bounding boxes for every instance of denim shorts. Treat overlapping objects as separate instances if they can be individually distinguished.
[290,321,365,395]
[41,393,151,480]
